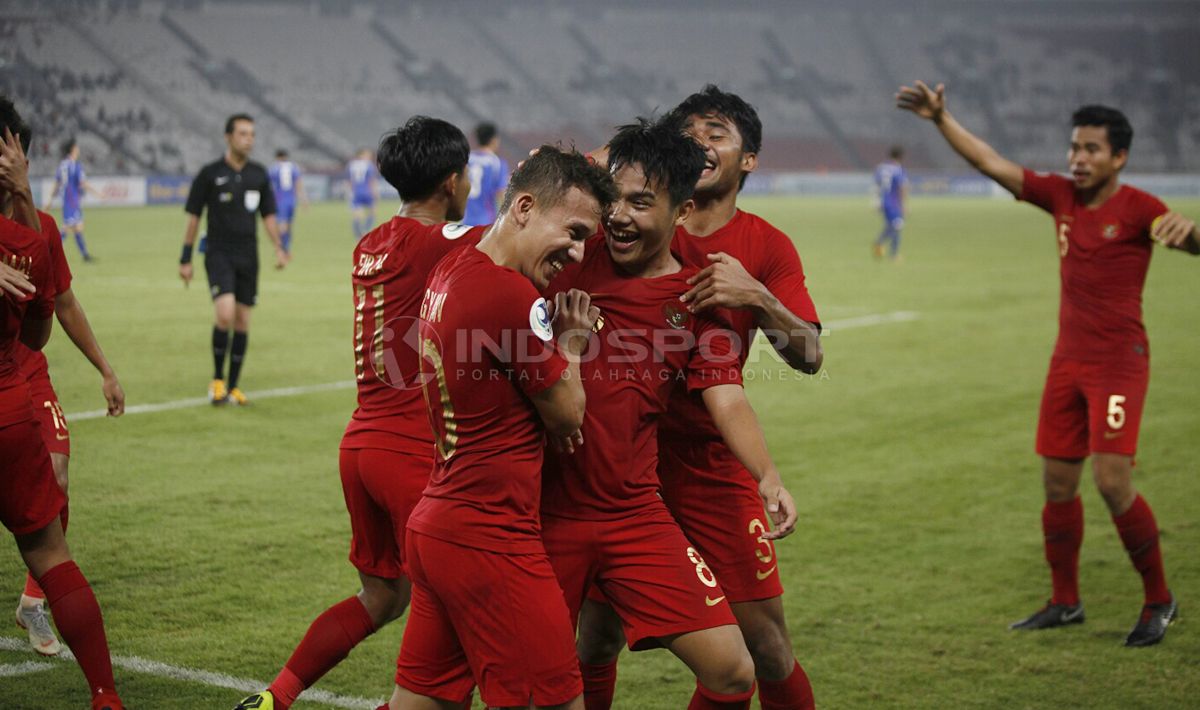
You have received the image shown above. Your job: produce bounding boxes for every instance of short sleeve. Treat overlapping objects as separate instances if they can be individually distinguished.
[759,228,821,329]
[258,174,277,217]
[685,309,743,392]
[1133,191,1169,239]
[184,166,209,216]
[489,277,568,397]
[1019,168,1071,215]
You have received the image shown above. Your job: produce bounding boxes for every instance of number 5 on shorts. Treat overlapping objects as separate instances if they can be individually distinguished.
[1107,394,1126,430]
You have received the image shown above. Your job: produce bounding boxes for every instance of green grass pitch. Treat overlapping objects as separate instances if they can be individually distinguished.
[1,195,1197,708]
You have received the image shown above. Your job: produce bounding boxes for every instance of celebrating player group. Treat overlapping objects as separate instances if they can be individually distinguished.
[2,68,1196,708]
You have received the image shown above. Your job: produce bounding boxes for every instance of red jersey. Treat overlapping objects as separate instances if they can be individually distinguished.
[540,236,743,520]
[16,211,71,382]
[407,246,570,553]
[1019,169,1167,363]
[659,210,820,449]
[342,218,483,455]
[1,216,56,427]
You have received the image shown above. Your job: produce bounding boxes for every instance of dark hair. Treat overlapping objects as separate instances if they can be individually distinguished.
[376,116,470,202]
[889,145,904,160]
[61,137,77,157]
[499,145,617,215]
[1072,105,1132,155]
[224,113,254,134]
[275,148,288,159]
[475,122,498,147]
[665,84,762,189]
[608,117,706,207]
[0,95,32,153]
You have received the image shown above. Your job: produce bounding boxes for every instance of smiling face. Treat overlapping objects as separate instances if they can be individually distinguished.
[605,163,689,274]
[1068,125,1126,191]
[515,186,602,289]
[680,112,757,196]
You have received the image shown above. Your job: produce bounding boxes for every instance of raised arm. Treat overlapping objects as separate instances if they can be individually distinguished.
[701,383,797,539]
[896,81,1024,197]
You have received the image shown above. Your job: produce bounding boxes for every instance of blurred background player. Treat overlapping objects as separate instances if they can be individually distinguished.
[898,80,1198,647]
[178,113,289,406]
[3,100,126,657]
[873,145,907,260]
[389,148,612,710]
[233,116,482,710]
[269,149,307,255]
[347,148,380,240]
[43,138,99,262]
[463,121,510,226]
[0,98,124,710]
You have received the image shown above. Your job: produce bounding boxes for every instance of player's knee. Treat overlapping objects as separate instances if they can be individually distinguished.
[744,628,795,681]
[715,651,757,695]
[576,626,624,665]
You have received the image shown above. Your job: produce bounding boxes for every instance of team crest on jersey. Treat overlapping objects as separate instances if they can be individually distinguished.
[1102,224,1119,239]
[663,302,689,329]
[442,223,472,240]
[244,190,261,212]
[530,298,553,341]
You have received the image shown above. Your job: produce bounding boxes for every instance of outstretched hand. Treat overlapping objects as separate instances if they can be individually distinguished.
[896,80,946,122]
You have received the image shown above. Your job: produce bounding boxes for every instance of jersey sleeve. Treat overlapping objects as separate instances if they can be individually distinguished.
[1133,190,1169,239]
[184,166,209,216]
[259,175,277,218]
[685,309,743,392]
[488,275,569,397]
[1018,168,1071,215]
[40,212,72,295]
[759,228,821,329]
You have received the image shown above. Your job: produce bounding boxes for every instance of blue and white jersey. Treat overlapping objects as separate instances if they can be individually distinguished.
[463,150,510,226]
[347,158,378,206]
[270,160,301,205]
[57,158,86,212]
[875,161,907,216]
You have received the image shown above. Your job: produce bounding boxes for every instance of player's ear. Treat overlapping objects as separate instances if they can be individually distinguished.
[444,171,463,198]
[674,198,695,226]
[1112,148,1129,172]
[740,151,758,175]
[512,192,534,227]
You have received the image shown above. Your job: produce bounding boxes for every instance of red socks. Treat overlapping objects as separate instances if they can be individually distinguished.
[581,660,618,710]
[269,596,377,709]
[1114,495,1171,606]
[23,503,68,601]
[37,561,118,705]
[758,660,815,710]
[1042,497,1084,606]
[688,681,756,710]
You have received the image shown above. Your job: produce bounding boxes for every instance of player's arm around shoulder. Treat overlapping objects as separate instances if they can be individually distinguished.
[1150,211,1200,255]
[700,384,797,539]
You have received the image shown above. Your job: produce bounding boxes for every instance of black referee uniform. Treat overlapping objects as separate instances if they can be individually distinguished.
[184,158,276,306]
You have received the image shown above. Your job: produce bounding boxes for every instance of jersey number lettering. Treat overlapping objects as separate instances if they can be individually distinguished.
[353,284,387,382]
[687,546,718,589]
[748,518,774,564]
[1107,394,1127,430]
[421,338,458,459]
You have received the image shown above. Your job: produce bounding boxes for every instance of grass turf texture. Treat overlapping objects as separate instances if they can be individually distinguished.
[1,196,1197,709]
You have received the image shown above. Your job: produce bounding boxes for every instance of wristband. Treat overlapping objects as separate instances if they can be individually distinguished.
[180,244,194,264]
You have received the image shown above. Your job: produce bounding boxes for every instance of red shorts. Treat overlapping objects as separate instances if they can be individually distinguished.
[28,373,69,457]
[1036,356,1149,459]
[0,419,66,535]
[395,531,581,707]
[542,504,738,651]
[338,447,431,579]
[658,440,784,603]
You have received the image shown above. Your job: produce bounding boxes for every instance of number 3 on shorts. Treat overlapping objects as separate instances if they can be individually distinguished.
[1107,394,1126,430]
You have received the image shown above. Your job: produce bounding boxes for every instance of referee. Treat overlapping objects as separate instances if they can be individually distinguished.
[178,113,289,406]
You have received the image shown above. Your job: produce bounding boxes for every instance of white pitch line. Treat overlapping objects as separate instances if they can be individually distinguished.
[0,636,381,708]
[0,659,56,677]
[65,312,920,422]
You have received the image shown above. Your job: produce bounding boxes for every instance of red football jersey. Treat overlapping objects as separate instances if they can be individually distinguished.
[406,246,570,553]
[540,236,743,520]
[659,210,820,449]
[342,218,483,455]
[16,211,72,382]
[0,216,56,427]
[1020,169,1167,362]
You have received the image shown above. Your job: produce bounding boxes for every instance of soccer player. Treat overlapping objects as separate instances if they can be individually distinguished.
[2,103,126,657]
[178,113,289,406]
[0,104,124,710]
[575,87,822,710]
[388,147,615,710]
[269,149,307,255]
[43,138,98,262]
[348,148,380,240]
[873,145,907,260]
[233,116,482,710]
[543,118,800,710]
[898,80,1197,646]
[463,122,510,226]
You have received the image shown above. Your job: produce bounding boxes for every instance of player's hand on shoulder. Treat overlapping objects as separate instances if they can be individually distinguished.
[896,80,946,122]
[0,260,36,298]
[757,473,797,540]
[552,289,599,357]
[179,262,193,287]
[1150,212,1197,250]
[102,374,125,417]
[682,252,764,312]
